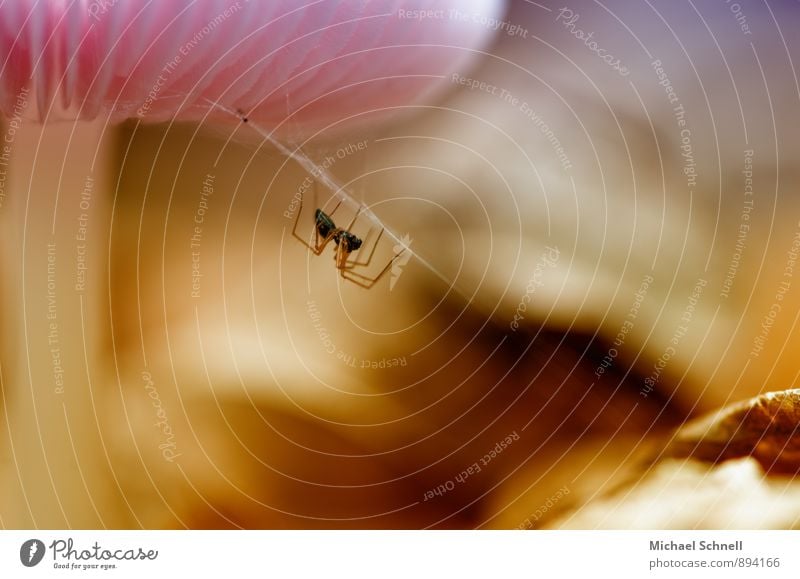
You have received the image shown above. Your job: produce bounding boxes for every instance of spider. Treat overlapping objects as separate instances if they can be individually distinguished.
[223,105,405,287]
[291,194,403,289]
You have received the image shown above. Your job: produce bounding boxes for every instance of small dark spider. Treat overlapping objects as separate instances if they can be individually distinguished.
[292,196,402,289]
[315,209,363,252]
[224,106,403,287]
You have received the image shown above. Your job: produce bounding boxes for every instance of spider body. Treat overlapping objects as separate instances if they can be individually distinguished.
[314,209,336,239]
[314,209,363,251]
[292,192,404,288]
[335,230,363,252]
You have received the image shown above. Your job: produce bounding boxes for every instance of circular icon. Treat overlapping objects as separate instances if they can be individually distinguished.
[20,539,46,567]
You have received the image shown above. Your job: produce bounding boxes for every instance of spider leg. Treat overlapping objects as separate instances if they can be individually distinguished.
[341,226,384,270]
[336,205,370,269]
[290,186,324,255]
[315,196,344,254]
[314,226,340,254]
[327,198,343,218]
[334,236,352,271]
[312,180,340,253]
[291,181,339,254]
[340,247,404,289]
[344,205,363,231]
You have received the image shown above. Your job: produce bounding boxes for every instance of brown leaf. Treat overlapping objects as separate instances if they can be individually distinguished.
[665,389,800,474]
